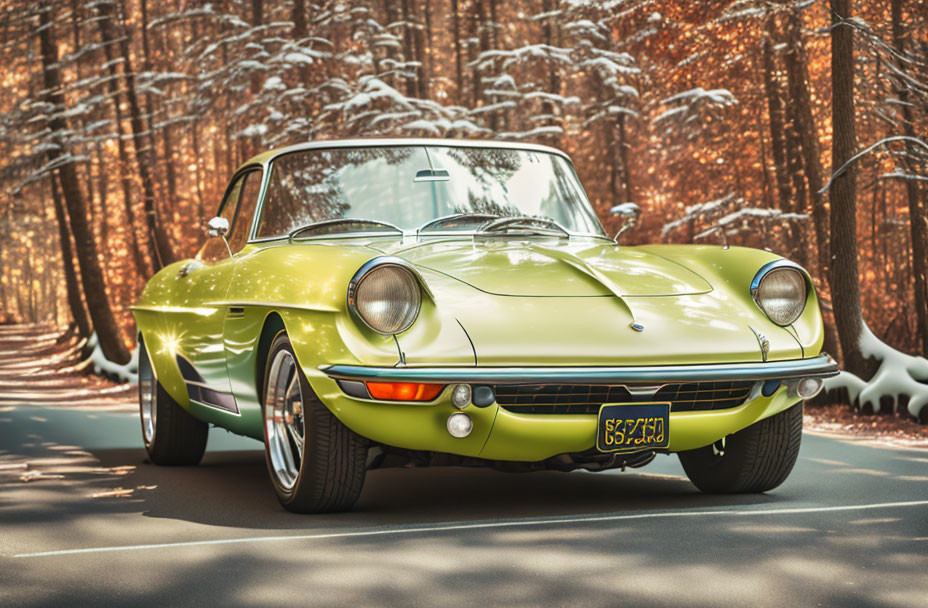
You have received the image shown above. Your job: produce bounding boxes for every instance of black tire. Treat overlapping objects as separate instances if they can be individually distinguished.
[678,402,803,493]
[138,343,209,466]
[262,332,367,513]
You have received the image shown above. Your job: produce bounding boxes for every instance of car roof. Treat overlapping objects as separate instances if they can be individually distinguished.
[237,138,572,172]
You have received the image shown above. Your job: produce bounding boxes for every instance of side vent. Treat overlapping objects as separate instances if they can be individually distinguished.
[227,306,245,319]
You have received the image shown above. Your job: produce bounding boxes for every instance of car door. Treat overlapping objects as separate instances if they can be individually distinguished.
[175,167,263,419]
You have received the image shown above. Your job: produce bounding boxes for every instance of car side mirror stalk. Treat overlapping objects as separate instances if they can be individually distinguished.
[204,216,233,259]
[610,203,641,244]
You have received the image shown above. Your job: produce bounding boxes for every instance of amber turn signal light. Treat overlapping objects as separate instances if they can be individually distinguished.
[366,382,444,401]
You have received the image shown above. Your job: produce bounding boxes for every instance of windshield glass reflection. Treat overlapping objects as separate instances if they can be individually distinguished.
[255,146,605,238]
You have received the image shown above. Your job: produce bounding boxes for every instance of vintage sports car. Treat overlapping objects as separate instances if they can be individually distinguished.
[133,139,837,513]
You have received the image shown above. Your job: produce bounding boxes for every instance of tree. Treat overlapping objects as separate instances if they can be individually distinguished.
[828,0,865,376]
[49,177,91,338]
[98,0,177,271]
[891,0,928,354]
[783,3,830,278]
[38,2,130,363]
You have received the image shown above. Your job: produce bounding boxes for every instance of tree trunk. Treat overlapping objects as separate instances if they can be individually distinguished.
[761,22,793,212]
[420,0,433,99]
[618,114,634,203]
[783,7,830,278]
[96,7,150,277]
[539,0,562,147]
[192,122,206,221]
[400,0,419,98]
[39,3,130,363]
[106,0,176,270]
[451,0,465,102]
[293,0,306,39]
[94,141,109,244]
[50,176,91,338]
[828,0,865,376]
[891,0,928,354]
[475,0,499,130]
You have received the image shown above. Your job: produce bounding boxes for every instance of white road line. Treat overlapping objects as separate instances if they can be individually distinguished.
[12,499,928,559]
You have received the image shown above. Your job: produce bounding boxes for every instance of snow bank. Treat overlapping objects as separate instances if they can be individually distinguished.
[824,323,928,421]
[88,333,139,385]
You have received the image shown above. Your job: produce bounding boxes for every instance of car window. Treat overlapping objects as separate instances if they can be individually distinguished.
[228,170,262,252]
[218,174,245,226]
[256,147,433,238]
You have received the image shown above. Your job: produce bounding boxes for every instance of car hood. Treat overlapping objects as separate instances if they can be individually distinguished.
[378,238,713,297]
[399,266,804,366]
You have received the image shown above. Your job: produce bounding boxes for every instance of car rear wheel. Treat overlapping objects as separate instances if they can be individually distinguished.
[678,402,803,493]
[138,342,209,466]
[262,332,367,513]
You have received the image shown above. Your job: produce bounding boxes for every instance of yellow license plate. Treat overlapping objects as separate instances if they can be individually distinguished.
[596,402,670,453]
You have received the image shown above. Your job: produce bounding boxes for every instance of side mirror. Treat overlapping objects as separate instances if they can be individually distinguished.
[610,202,641,244]
[206,216,230,238]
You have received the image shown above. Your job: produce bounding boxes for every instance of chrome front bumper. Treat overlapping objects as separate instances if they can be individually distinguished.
[320,354,839,384]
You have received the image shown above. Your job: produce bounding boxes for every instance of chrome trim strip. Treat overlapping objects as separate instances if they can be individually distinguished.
[201,301,341,313]
[750,259,808,293]
[320,355,839,385]
[262,138,572,162]
[189,398,242,417]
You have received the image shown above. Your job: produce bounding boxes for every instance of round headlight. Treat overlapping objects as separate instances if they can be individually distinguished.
[754,267,806,325]
[352,265,421,334]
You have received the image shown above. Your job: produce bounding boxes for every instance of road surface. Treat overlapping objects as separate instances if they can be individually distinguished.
[1,401,926,607]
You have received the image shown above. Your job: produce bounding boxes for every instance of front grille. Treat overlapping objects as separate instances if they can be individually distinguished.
[494,381,756,415]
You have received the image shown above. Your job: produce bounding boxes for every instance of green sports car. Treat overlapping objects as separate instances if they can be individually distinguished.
[133,139,837,513]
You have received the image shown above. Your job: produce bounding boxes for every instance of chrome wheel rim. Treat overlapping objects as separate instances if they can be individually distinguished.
[139,349,156,446]
[264,349,305,491]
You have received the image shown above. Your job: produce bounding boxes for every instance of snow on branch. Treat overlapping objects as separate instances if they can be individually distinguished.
[819,136,928,193]
[825,323,928,421]
[716,207,809,228]
[661,193,741,237]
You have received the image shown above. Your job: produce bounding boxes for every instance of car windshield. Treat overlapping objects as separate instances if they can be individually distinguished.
[255,145,606,238]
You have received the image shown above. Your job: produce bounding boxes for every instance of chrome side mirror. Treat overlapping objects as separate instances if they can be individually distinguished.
[610,202,641,244]
[206,216,230,238]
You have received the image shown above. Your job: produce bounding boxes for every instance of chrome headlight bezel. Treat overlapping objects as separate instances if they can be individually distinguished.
[347,257,425,335]
[750,261,808,326]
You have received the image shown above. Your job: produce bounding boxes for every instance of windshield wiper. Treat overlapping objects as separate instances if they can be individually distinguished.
[476,216,570,238]
[288,218,403,241]
[416,213,501,234]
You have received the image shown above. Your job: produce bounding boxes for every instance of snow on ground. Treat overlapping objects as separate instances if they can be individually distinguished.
[824,323,928,422]
[88,333,138,385]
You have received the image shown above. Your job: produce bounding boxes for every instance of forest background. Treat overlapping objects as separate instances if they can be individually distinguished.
[1,0,926,416]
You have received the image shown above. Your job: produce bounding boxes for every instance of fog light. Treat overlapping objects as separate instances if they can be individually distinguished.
[447,413,473,438]
[796,377,824,399]
[450,384,472,409]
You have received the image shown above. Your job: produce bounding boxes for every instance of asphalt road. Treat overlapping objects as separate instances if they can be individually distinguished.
[1,403,926,608]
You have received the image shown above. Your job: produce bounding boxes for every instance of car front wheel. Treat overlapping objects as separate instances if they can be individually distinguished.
[262,332,367,513]
[138,341,209,466]
[678,402,803,493]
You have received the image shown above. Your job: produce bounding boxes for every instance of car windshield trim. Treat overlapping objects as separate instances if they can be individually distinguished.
[248,229,614,245]
[475,215,571,238]
[288,218,404,241]
[416,212,502,234]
